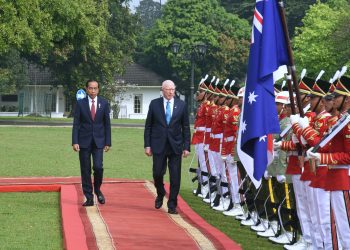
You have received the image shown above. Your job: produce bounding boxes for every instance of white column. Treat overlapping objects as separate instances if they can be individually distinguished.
[56,88,59,113]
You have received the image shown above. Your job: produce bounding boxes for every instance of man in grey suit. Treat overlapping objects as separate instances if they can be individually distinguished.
[144,80,191,214]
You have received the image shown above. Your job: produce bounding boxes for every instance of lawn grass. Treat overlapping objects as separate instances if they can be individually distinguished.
[0,126,280,249]
[0,192,62,250]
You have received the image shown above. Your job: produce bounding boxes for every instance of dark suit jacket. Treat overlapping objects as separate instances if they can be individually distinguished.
[144,97,191,155]
[72,96,111,148]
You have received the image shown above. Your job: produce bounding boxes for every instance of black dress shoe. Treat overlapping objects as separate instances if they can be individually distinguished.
[96,192,105,204]
[83,199,94,207]
[168,208,178,214]
[155,196,163,209]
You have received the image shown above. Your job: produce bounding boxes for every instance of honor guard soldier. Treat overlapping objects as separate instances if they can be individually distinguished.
[209,80,231,211]
[275,75,315,248]
[191,77,213,198]
[296,77,333,250]
[221,82,242,216]
[203,81,220,203]
[307,75,350,250]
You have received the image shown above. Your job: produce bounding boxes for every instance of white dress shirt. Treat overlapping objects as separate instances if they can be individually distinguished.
[88,96,98,111]
[163,97,174,116]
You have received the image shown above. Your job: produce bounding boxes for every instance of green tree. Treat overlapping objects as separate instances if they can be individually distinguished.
[0,50,29,94]
[219,0,326,37]
[293,0,350,79]
[136,0,162,31]
[0,0,139,111]
[328,0,350,66]
[139,0,250,96]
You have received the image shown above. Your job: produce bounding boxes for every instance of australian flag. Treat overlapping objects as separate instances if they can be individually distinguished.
[238,0,290,186]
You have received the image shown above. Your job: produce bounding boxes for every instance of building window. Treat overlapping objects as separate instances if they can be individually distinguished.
[134,94,142,113]
[2,95,18,102]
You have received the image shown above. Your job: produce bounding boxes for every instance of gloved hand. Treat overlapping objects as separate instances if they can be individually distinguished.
[300,136,307,146]
[221,155,227,161]
[276,174,286,183]
[204,145,209,152]
[273,140,282,150]
[292,134,299,144]
[290,114,300,125]
[306,147,321,162]
[299,116,310,129]
[227,157,235,164]
[264,170,272,180]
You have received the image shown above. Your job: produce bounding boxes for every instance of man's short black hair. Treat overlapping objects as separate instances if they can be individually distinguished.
[85,80,99,88]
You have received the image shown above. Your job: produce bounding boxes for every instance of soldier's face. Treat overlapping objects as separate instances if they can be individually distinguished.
[224,97,232,106]
[285,105,292,116]
[238,97,243,108]
[301,94,310,106]
[86,81,99,99]
[310,96,321,112]
[196,90,205,101]
[324,99,334,113]
[276,103,284,113]
[219,96,226,105]
[334,95,350,111]
[333,95,344,110]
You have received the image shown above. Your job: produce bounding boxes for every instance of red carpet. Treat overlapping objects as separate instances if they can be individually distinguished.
[0,177,241,250]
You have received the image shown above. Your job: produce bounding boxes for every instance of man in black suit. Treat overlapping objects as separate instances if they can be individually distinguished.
[144,80,191,214]
[72,80,111,206]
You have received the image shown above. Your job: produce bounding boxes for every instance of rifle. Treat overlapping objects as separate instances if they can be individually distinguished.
[312,110,350,152]
[276,103,311,141]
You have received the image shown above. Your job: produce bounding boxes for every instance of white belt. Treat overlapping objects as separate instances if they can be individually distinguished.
[318,164,327,167]
[211,133,223,139]
[196,127,206,132]
[328,165,349,169]
[205,128,212,132]
[225,136,234,142]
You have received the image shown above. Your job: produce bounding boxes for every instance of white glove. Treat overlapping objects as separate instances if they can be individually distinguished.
[264,170,272,180]
[273,140,282,150]
[227,157,235,164]
[204,145,209,152]
[292,134,299,144]
[273,150,279,158]
[306,147,321,161]
[290,114,300,125]
[221,155,227,161]
[276,175,286,183]
[299,116,310,129]
[300,136,307,146]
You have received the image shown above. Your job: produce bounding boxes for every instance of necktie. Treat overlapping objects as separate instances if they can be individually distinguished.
[91,99,96,121]
[165,101,171,125]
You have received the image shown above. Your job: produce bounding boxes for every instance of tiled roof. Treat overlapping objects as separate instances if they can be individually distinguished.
[115,63,164,87]
[27,62,164,87]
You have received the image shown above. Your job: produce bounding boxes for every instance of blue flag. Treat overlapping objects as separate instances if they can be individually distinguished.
[239,0,290,183]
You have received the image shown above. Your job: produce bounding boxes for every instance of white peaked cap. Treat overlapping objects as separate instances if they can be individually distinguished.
[237,87,245,97]
[275,91,290,105]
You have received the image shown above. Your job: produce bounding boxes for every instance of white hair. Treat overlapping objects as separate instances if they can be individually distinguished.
[162,80,175,89]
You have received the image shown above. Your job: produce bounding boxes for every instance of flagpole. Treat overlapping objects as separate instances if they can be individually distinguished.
[277,0,304,117]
